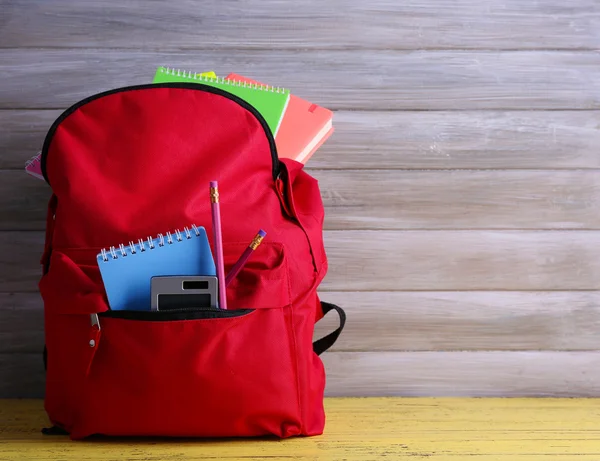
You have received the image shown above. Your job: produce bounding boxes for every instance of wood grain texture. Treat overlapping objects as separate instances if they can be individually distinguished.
[7,169,600,231]
[315,291,600,352]
[0,293,44,354]
[313,170,600,230]
[4,351,600,398]
[2,399,600,460]
[4,230,600,292]
[323,351,600,397]
[0,110,60,169]
[4,110,600,170]
[7,291,600,354]
[0,355,44,399]
[322,230,600,291]
[2,0,600,402]
[312,110,600,170]
[0,172,49,231]
[2,0,599,51]
[0,232,44,293]
[2,50,599,110]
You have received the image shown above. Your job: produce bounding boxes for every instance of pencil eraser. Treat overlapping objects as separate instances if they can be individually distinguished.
[258,229,267,237]
[210,181,218,188]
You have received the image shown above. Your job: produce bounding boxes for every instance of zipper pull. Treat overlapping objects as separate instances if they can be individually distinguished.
[89,314,101,347]
[85,314,102,377]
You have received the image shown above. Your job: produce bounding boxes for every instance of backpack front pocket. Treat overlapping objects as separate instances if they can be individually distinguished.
[71,304,301,439]
[41,242,302,439]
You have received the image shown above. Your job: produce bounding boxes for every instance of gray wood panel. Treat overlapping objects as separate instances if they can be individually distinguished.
[2,0,600,400]
[0,173,49,231]
[312,110,600,170]
[0,110,60,169]
[0,354,45,399]
[316,291,600,352]
[323,351,600,397]
[1,50,599,110]
[4,110,600,170]
[0,293,44,354]
[314,170,600,230]
[7,291,600,353]
[322,230,600,291]
[0,232,44,293]
[4,351,599,398]
[4,230,600,292]
[6,169,600,231]
[2,0,598,51]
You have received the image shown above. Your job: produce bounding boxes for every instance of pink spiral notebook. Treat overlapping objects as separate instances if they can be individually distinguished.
[226,73,333,164]
[25,152,44,180]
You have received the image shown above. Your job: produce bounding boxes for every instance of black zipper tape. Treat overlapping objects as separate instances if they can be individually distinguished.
[40,83,281,185]
[99,307,253,321]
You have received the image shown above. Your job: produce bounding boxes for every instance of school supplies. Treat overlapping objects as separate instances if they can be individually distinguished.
[97,225,216,311]
[25,152,44,180]
[226,73,334,164]
[210,181,227,310]
[153,66,290,136]
[226,229,267,287]
[151,276,218,311]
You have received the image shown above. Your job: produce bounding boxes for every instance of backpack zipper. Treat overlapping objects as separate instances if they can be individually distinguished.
[40,83,281,185]
[99,306,253,321]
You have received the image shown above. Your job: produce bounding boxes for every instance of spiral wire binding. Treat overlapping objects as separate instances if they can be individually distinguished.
[25,153,41,168]
[100,225,203,262]
[159,66,289,94]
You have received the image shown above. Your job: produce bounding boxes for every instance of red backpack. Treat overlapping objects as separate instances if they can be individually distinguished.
[38,83,345,440]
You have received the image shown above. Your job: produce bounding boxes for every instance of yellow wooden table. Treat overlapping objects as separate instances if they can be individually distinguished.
[1,398,599,460]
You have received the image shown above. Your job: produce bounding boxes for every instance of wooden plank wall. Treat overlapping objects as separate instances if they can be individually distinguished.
[1,0,599,397]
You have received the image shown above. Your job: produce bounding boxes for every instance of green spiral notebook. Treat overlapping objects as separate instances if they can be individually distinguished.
[153,66,290,136]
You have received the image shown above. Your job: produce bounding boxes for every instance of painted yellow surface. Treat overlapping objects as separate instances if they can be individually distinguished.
[1,398,599,460]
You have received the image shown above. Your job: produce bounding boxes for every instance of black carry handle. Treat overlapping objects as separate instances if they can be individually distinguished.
[313,302,346,355]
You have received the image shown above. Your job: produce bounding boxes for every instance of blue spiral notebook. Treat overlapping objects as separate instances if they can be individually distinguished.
[97,225,216,311]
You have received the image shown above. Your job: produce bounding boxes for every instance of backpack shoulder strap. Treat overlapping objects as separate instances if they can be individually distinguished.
[313,302,346,355]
